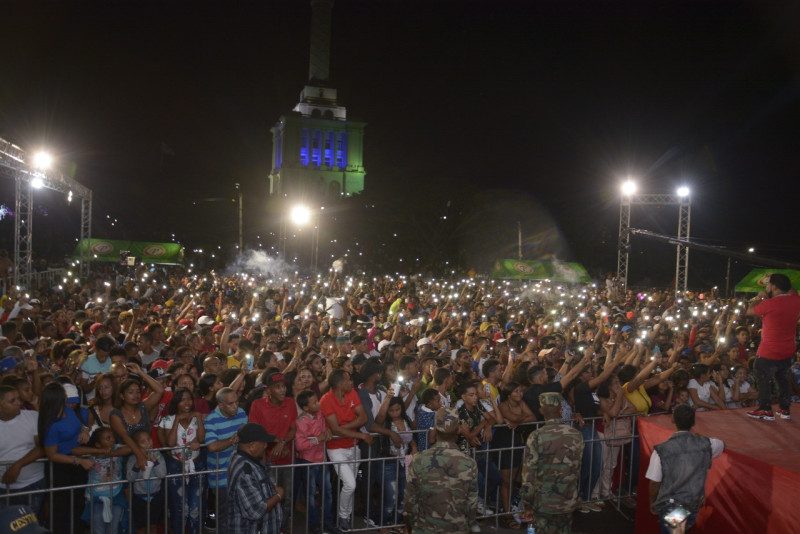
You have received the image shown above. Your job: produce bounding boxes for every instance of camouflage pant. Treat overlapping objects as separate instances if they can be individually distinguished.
[534,512,572,534]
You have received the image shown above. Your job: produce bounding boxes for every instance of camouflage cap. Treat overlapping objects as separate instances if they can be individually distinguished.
[539,392,562,408]
[434,407,460,433]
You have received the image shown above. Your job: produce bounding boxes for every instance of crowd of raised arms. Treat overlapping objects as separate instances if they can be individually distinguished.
[1,261,797,533]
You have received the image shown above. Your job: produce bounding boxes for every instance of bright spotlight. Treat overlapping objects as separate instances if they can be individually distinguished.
[677,186,690,197]
[31,177,44,189]
[748,247,755,253]
[289,205,311,226]
[621,180,637,196]
[32,151,52,169]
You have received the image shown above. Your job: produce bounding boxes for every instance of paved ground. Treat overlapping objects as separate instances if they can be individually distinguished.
[473,505,635,534]
[281,504,635,533]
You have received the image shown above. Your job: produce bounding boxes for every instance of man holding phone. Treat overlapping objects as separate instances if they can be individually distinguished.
[646,404,724,533]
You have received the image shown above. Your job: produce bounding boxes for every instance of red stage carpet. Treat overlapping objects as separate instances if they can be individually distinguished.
[635,407,800,533]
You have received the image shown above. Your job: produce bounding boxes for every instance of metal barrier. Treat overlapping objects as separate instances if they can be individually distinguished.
[0,413,642,533]
[30,269,66,291]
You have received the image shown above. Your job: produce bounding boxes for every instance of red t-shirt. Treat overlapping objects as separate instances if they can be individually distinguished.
[319,388,362,450]
[754,293,800,359]
[249,396,298,465]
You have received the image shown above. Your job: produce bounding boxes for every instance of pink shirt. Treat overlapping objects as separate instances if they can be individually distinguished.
[295,411,328,463]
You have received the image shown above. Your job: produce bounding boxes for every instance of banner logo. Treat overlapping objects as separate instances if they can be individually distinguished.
[143,245,166,257]
[90,242,113,254]
[513,261,535,275]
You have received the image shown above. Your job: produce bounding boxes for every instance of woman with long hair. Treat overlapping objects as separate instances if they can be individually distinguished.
[108,363,164,469]
[380,396,416,531]
[39,382,95,534]
[87,373,116,430]
[494,381,536,529]
[196,373,222,414]
[157,387,205,534]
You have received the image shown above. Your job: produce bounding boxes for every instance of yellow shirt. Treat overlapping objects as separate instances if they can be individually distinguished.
[623,383,652,415]
[481,380,500,408]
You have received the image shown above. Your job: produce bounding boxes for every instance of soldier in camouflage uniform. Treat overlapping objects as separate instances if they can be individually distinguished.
[521,392,583,534]
[406,407,479,534]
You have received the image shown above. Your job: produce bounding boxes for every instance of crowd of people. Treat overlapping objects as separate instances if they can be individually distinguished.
[0,262,798,534]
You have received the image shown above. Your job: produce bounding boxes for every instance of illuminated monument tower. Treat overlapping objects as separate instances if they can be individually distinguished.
[269,0,366,199]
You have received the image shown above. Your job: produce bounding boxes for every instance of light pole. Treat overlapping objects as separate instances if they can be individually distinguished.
[235,183,243,254]
[616,180,692,296]
[616,179,636,295]
[287,204,320,271]
[14,151,51,288]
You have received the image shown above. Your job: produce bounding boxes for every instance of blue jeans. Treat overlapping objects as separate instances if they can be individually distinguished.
[754,356,793,411]
[89,499,124,534]
[579,424,602,501]
[295,459,335,530]
[165,456,204,534]
[381,457,406,526]
[474,450,502,503]
[1,478,45,519]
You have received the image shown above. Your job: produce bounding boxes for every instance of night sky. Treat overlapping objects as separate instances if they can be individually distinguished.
[1,1,798,285]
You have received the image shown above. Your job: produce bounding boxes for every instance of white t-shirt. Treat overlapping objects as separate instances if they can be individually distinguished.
[139,349,159,367]
[0,411,45,489]
[158,415,200,461]
[687,379,715,410]
[645,433,725,482]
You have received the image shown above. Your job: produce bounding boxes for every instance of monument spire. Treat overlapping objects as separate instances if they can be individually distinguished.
[308,0,333,83]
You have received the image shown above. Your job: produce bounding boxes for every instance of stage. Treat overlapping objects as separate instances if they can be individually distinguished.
[634,407,800,533]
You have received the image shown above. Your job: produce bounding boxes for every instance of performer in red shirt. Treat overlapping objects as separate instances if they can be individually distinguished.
[746,273,800,421]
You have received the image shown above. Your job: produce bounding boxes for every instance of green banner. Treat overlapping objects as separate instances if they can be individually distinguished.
[734,268,800,293]
[490,259,591,283]
[73,239,185,265]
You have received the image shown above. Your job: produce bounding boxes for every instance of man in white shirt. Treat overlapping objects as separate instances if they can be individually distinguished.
[0,385,45,516]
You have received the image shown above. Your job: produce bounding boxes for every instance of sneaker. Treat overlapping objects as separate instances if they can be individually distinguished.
[584,502,602,512]
[337,518,352,532]
[777,409,791,420]
[470,521,482,533]
[476,499,494,516]
[363,517,377,528]
[746,409,775,421]
[578,505,591,513]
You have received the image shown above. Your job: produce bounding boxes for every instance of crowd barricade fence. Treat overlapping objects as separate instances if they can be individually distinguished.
[0,412,643,532]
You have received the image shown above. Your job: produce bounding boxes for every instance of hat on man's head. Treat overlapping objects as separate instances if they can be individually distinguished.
[335,335,350,344]
[377,339,394,351]
[539,392,562,409]
[263,372,286,387]
[416,337,432,348]
[0,357,18,374]
[148,367,171,380]
[197,316,215,326]
[434,407,460,434]
[63,383,80,404]
[0,505,50,533]
[89,323,104,336]
[178,318,194,331]
[237,422,276,444]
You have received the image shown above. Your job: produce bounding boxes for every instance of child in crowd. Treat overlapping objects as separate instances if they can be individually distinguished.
[73,427,130,534]
[674,387,691,406]
[294,390,335,534]
[382,396,417,528]
[126,430,167,534]
[415,388,441,452]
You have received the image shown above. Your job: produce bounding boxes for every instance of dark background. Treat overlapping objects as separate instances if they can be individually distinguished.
[1,0,798,287]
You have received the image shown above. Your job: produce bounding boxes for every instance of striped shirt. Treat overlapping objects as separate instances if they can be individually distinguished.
[204,407,247,488]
